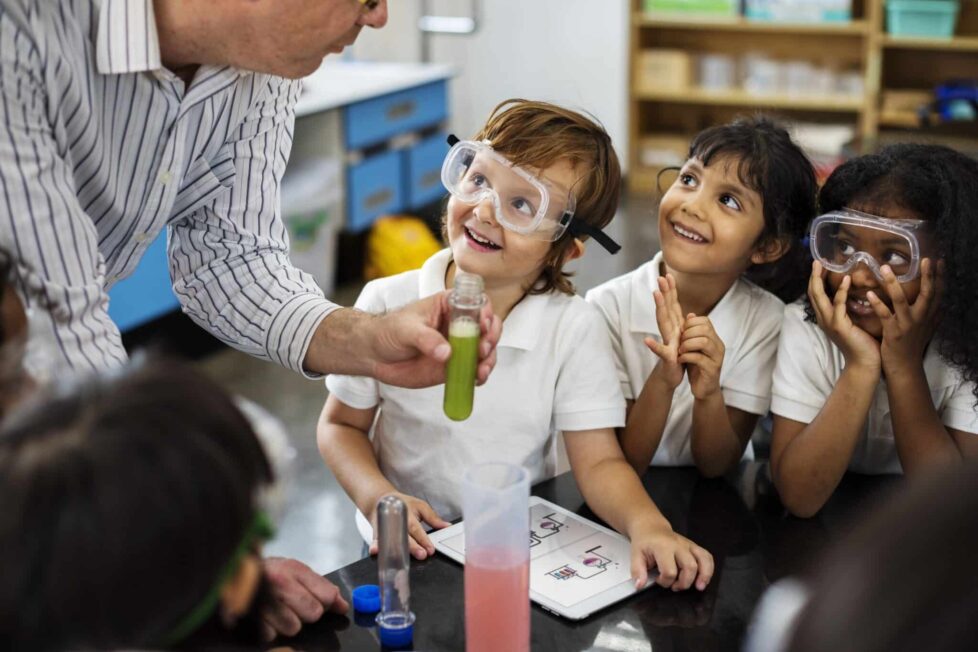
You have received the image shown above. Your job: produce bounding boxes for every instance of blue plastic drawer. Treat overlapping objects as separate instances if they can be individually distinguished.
[108,231,180,331]
[347,149,404,233]
[886,0,959,37]
[405,133,449,209]
[345,81,448,150]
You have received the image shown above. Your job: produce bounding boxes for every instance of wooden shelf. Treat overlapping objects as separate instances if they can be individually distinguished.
[635,87,865,112]
[881,34,978,52]
[878,110,921,128]
[635,13,870,35]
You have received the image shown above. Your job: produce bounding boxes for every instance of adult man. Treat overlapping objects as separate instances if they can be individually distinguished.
[0,0,500,640]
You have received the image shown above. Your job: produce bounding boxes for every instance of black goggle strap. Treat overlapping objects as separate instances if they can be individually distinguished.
[564,213,621,255]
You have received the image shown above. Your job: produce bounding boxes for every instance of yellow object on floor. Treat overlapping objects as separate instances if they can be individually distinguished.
[365,215,443,280]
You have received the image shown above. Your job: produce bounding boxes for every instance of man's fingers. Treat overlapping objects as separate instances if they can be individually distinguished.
[262,602,303,638]
[297,573,349,615]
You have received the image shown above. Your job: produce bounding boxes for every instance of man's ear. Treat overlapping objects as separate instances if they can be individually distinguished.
[750,237,791,265]
[564,238,586,263]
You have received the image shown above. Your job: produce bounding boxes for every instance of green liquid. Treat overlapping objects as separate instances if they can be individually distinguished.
[444,319,480,421]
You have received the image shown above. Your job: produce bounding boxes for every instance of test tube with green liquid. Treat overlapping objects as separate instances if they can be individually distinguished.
[444,273,486,421]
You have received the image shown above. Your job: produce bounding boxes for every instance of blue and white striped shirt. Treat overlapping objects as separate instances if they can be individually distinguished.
[0,0,339,376]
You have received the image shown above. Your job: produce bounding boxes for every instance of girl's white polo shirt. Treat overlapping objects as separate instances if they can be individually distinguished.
[585,251,784,466]
[772,301,978,474]
[326,249,625,521]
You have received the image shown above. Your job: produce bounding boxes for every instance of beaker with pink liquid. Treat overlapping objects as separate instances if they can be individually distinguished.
[462,462,530,652]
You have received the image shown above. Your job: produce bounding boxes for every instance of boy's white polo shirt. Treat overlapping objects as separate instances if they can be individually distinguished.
[326,249,625,521]
[772,301,978,474]
[585,251,784,466]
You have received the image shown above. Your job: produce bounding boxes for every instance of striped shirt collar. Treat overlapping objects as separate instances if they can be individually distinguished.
[96,0,162,74]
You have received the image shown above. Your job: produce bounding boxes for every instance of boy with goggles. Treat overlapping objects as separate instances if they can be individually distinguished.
[441,136,621,254]
[321,99,714,594]
[809,208,934,284]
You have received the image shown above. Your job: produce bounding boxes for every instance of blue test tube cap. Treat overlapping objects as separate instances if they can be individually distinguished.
[352,584,381,614]
[378,611,416,648]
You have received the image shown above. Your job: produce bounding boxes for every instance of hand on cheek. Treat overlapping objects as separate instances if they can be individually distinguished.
[867,258,942,374]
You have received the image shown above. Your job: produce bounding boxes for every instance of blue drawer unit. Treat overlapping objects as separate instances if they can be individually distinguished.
[345,81,448,150]
[405,133,449,208]
[108,231,180,331]
[347,148,404,233]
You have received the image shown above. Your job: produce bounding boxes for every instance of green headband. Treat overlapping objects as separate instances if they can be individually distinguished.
[157,511,275,648]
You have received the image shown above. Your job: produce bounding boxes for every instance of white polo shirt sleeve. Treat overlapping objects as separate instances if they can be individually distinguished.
[584,284,634,400]
[943,373,978,434]
[721,289,784,416]
[324,280,387,410]
[771,302,834,424]
[552,302,627,432]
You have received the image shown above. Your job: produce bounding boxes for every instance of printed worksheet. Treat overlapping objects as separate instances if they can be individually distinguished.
[439,503,634,608]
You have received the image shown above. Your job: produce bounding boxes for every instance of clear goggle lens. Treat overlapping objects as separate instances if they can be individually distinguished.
[441,140,575,241]
[809,210,932,283]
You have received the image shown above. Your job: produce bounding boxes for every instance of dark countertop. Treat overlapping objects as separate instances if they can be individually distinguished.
[281,463,901,652]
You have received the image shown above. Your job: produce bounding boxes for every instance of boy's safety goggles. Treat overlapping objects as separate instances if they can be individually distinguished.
[809,208,934,283]
[442,135,621,254]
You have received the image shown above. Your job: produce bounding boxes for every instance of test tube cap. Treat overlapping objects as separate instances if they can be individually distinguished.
[377,611,416,648]
[352,584,381,613]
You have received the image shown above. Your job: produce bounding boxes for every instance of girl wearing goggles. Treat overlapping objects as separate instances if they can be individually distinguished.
[587,116,817,478]
[771,144,978,518]
[321,99,715,594]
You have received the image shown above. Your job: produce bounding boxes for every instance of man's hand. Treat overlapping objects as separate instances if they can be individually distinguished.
[260,557,349,641]
[368,292,502,388]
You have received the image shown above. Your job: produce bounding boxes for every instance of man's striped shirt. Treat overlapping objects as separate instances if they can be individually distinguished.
[0,0,339,377]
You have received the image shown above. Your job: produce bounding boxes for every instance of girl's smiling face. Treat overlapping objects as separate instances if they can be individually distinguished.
[657,157,770,277]
[824,201,932,339]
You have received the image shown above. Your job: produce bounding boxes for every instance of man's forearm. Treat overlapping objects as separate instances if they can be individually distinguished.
[303,308,377,377]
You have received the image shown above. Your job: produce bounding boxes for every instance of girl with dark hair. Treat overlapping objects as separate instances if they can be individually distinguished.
[770,144,978,518]
[587,116,817,478]
[0,360,282,650]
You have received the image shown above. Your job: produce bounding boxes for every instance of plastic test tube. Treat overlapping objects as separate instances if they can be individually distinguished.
[443,272,486,421]
[376,496,416,648]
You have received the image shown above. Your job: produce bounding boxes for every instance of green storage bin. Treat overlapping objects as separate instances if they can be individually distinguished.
[886,0,960,38]
[643,0,738,16]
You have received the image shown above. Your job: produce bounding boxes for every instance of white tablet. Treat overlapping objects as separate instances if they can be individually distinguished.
[429,496,653,620]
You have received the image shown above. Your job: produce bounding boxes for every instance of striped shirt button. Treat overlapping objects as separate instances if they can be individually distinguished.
[159,170,173,185]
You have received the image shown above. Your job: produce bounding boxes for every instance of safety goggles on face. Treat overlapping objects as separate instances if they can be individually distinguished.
[442,135,621,254]
[809,208,934,283]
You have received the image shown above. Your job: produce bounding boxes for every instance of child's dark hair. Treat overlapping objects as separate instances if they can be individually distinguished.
[0,359,274,651]
[458,98,622,295]
[788,459,978,652]
[817,144,978,402]
[686,116,818,302]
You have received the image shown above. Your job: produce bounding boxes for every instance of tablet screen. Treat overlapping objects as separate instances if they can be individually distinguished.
[437,501,635,609]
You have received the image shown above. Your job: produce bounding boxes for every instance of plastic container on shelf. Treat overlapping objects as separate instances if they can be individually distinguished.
[636,49,694,92]
[745,0,852,22]
[742,54,785,95]
[698,53,737,91]
[886,0,960,38]
[281,157,342,298]
[643,0,738,16]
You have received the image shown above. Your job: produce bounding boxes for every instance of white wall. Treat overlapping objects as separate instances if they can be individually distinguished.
[351,0,631,171]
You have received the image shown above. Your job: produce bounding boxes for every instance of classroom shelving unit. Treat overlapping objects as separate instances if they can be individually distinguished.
[628,0,978,192]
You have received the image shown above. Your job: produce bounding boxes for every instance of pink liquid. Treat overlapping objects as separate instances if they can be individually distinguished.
[465,548,530,652]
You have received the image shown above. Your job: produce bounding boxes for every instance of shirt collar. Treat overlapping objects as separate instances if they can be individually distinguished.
[96,0,162,75]
[627,250,744,342]
[418,249,546,351]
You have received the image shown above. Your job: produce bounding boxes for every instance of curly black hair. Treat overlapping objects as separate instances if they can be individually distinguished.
[687,115,818,302]
[816,143,978,403]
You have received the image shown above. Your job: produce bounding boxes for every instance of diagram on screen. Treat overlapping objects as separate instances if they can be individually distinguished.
[530,512,566,548]
[547,546,614,581]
